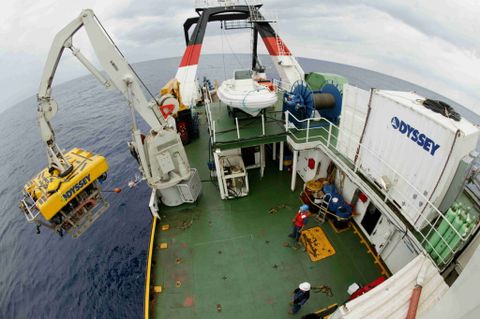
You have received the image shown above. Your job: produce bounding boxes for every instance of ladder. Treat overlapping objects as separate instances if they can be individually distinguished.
[246,1,276,23]
[247,1,262,22]
[315,196,330,224]
[275,33,288,56]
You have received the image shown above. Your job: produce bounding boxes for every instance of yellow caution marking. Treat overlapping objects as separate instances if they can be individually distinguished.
[144,217,157,319]
[300,226,335,262]
[153,286,162,293]
[160,243,168,249]
[161,224,170,231]
[350,221,390,278]
[314,303,338,318]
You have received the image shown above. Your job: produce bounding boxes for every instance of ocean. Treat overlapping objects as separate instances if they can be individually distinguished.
[0,55,478,319]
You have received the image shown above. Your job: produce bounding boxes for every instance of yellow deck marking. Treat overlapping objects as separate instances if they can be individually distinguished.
[153,286,162,293]
[300,226,335,262]
[315,303,338,318]
[161,224,170,231]
[159,243,168,249]
[144,217,157,319]
[350,221,390,278]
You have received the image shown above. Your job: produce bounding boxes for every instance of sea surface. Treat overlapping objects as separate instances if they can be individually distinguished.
[0,55,478,319]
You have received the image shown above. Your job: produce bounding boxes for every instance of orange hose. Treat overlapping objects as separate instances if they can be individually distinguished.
[406,285,422,319]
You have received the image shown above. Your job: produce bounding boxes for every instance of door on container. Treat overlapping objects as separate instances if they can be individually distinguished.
[381,231,418,273]
[361,203,382,235]
[369,215,395,255]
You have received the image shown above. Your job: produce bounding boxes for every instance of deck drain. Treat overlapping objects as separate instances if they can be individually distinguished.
[216,304,222,312]
[176,281,182,288]
[218,250,222,254]
[176,258,183,264]
[222,276,228,280]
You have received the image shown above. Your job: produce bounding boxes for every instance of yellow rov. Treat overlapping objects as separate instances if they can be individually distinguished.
[20,148,109,238]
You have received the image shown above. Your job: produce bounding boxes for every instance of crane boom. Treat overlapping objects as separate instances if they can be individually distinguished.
[21,9,201,238]
[38,9,193,189]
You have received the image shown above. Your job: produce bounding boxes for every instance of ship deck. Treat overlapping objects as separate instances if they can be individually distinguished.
[145,107,383,319]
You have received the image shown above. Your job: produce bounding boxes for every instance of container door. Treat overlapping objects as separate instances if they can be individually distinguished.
[361,203,381,235]
[369,215,395,255]
[381,231,418,273]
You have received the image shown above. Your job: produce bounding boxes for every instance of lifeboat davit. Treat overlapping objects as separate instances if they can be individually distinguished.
[217,70,278,117]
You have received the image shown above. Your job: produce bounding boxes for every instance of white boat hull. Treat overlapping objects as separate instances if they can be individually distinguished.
[217,78,277,116]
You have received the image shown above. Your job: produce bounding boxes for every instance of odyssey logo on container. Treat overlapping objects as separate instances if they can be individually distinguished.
[390,117,440,156]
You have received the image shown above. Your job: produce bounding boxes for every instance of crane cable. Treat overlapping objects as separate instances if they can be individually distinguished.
[220,22,227,80]
[94,14,161,108]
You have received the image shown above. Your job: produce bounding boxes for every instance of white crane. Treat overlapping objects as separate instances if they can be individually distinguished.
[21,9,201,237]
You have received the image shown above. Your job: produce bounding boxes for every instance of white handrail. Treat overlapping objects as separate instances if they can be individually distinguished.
[261,114,265,136]
[212,120,216,143]
[235,117,240,139]
[195,0,261,9]
[273,78,290,92]
[306,119,310,142]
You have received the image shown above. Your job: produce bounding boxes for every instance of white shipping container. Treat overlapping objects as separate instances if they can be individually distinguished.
[337,84,370,162]
[356,90,479,229]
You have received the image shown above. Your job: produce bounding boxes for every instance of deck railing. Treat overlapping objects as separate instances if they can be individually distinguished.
[203,87,216,143]
[272,78,291,92]
[284,110,478,269]
[202,85,268,145]
[195,0,261,9]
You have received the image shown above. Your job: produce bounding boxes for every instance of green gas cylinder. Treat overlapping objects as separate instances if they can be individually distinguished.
[425,208,458,253]
[432,215,464,262]
[438,221,471,265]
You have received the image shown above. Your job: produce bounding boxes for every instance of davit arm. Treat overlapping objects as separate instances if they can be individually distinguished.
[38,9,191,189]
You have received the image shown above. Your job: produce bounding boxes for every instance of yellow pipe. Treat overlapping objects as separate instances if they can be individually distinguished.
[144,216,157,319]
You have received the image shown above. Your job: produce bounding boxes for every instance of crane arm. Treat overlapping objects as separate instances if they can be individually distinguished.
[38,9,165,131]
[37,9,192,190]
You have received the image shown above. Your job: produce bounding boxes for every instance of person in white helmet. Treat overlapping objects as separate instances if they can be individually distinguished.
[289,282,311,314]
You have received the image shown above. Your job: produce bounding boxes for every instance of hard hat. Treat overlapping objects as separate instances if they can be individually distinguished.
[300,204,309,211]
[299,282,311,291]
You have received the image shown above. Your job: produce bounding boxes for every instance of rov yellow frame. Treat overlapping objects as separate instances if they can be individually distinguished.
[24,148,108,221]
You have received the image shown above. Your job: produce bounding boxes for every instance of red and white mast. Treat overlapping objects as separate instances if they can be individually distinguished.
[176,1,305,106]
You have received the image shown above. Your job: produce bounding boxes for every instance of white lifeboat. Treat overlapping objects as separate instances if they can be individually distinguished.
[217,70,278,117]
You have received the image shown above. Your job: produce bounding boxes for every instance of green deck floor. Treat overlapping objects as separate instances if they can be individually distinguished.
[148,110,382,319]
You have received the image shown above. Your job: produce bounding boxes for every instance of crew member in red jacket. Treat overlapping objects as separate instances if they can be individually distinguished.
[289,204,310,242]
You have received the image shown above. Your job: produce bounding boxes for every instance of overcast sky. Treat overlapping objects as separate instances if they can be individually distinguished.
[1,0,479,114]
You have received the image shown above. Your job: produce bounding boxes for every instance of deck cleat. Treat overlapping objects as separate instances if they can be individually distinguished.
[19,148,109,238]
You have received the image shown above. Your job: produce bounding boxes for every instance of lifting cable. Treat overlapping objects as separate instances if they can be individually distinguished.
[221,22,245,70]
[220,22,227,80]
[94,14,160,107]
